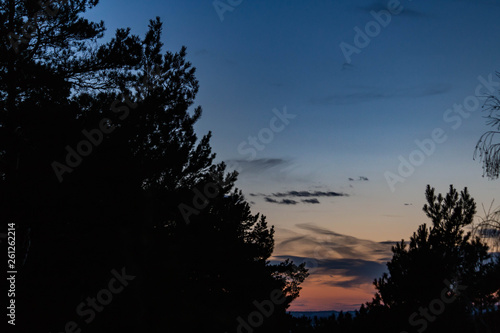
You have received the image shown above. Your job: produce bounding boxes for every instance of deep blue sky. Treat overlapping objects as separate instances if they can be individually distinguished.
[84,0,500,310]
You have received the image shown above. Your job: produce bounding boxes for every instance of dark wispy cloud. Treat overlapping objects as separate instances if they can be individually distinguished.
[379,241,400,245]
[302,199,320,204]
[276,223,397,262]
[451,0,500,6]
[273,224,399,288]
[319,258,387,288]
[253,189,348,205]
[225,158,290,174]
[349,176,369,181]
[355,1,427,18]
[274,255,387,288]
[309,83,452,106]
[272,190,348,198]
[477,228,500,239]
[264,197,298,205]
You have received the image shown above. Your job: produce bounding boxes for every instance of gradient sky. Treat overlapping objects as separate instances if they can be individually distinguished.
[84,0,500,311]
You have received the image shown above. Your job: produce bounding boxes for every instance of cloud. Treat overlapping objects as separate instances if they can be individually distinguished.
[399,84,453,98]
[225,158,290,174]
[379,241,399,245]
[254,189,348,205]
[318,258,387,288]
[264,197,298,205]
[356,1,428,18]
[302,199,320,204]
[349,176,369,181]
[451,0,500,6]
[272,224,398,289]
[275,255,387,288]
[477,228,500,239]
[275,223,396,262]
[272,190,348,198]
[309,83,452,106]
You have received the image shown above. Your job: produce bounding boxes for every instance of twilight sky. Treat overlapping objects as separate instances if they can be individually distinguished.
[84,0,500,311]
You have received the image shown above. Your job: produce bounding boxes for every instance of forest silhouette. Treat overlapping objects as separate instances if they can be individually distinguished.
[1,1,499,332]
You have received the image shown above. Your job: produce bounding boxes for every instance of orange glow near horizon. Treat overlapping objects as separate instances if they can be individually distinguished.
[288,278,377,312]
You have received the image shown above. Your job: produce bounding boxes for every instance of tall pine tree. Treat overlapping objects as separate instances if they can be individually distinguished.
[1,2,308,332]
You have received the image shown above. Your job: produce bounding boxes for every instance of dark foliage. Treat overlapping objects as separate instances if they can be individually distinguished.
[1,1,307,332]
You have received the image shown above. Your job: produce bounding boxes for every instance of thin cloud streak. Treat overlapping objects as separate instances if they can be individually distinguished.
[309,83,452,106]
[255,190,348,205]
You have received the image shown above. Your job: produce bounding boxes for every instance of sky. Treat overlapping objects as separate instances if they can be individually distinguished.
[84,0,500,311]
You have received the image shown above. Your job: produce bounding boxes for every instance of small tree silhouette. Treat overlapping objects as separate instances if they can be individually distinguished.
[363,185,499,333]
